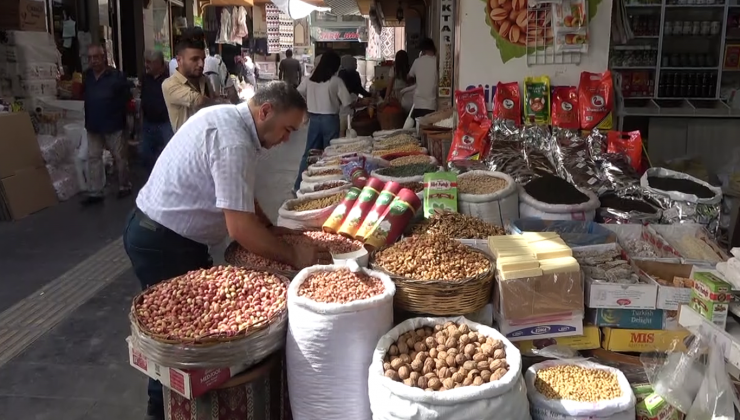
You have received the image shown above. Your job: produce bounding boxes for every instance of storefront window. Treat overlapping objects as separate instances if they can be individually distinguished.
[143,0,171,60]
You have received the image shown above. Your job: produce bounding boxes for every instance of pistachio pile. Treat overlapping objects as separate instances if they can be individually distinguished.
[288,192,344,212]
[374,235,491,280]
[410,213,505,239]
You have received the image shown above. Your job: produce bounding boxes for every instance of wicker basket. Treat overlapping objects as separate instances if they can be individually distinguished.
[377,102,406,131]
[223,241,299,279]
[369,247,494,316]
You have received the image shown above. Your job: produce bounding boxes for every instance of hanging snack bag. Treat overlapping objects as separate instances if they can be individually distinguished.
[524,76,551,125]
[553,0,587,31]
[579,71,614,131]
[456,87,489,124]
[607,130,643,171]
[447,119,492,162]
[423,172,458,217]
[493,82,522,125]
[551,86,580,130]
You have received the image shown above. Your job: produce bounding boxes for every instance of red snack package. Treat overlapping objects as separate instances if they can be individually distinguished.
[455,87,488,124]
[578,71,614,131]
[607,131,643,171]
[447,119,492,162]
[492,82,522,124]
[551,86,579,130]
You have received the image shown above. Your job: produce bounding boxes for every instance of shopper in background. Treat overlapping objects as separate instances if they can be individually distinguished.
[81,43,132,205]
[140,50,173,171]
[162,30,216,132]
[279,48,302,88]
[337,55,370,137]
[238,55,258,88]
[385,49,412,111]
[168,57,178,76]
[204,49,228,95]
[408,38,438,119]
[293,50,353,192]
[125,82,324,420]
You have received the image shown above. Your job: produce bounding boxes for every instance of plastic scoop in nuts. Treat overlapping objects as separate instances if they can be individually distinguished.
[134,266,287,341]
[298,268,385,304]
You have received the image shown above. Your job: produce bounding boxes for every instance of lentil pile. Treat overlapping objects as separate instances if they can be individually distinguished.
[374,234,491,280]
[383,322,510,391]
[534,365,623,402]
[288,192,344,212]
[298,268,385,303]
[524,175,589,205]
[390,155,432,167]
[376,163,439,178]
[400,181,425,193]
[647,176,714,199]
[458,174,509,195]
[134,266,287,340]
[313,181,349,192]
[410,213,505,239]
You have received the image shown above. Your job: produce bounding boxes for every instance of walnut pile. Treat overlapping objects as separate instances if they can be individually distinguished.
[410,213,505,239]
[383,322,510,391]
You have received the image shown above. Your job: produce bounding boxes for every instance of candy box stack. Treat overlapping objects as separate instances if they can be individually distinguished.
[689,271,732,328]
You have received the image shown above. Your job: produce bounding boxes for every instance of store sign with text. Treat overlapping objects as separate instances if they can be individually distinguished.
[312,28,362,42]
[438,0,454,98]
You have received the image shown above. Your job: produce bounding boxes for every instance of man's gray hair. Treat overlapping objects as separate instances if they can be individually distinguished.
[145,50,165,63]
[251,81,307,112]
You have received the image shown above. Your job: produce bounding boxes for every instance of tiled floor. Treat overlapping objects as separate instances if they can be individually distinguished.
[0,127,306,419]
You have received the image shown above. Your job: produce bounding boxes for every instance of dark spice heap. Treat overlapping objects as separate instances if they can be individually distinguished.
[599,194,657,214]
[376,163,438,178]
[524,175,589,205]
[647,176,715,199]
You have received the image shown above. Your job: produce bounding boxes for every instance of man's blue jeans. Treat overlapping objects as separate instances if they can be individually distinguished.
[140,120,174,170]
[123,209,212,410]
[294,113,340,191]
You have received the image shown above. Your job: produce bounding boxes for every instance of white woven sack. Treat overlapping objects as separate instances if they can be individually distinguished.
[370,165,442,184]
[307,164,342,176]
[297,182,351,199]
[518,185,599,221]
[324,144,372,157]
[301,171,345,185]
[330,136,372,146]
[458,171,519,226]
[287,265,395,420]
[277,190,342,230]
[368,316,531,420]
[526,360,635,420]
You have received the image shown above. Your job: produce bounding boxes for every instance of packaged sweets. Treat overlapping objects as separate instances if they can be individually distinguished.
[447,119,492,162]
[524,76,551,125]
[579,71,614,131]
[455,87,489,124]
[423,172,458,217]
[551,86,579,130]
[493,82,522,125]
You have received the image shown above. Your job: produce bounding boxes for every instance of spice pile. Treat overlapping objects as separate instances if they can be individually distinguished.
[647,176,715,199]
[573,248,639,284]
[391,155,433,167]
[599,194,657,214]
[524,175,589,205]
[134,266,287,340]
[458,174,509,195]
[288,192,345,212]
[383,322,509,391]
[410,213,506,239]
[534,365,622,402]
[374,235,491,280]
[298,269,385,304]
[376,163,438,178]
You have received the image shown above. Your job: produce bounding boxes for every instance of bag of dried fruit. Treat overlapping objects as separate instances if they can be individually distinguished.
[277,190,346,230]
[368,317,530,420]
[457,171,519,227]
[525,360,636,420]
[286,264,396,420]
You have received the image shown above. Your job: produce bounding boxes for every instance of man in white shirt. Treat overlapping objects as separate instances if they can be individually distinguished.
[124,82,321,420]
[408,38,438,119]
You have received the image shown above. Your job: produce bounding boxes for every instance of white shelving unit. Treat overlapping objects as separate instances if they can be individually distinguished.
[678,304,740,378]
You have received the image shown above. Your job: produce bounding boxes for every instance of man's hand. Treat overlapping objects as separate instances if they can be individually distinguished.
[291,244,332,269]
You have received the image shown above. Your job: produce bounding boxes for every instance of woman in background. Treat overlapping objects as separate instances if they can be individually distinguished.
[384,50,411,110]
[408,38,438,119]
[337,55,370,137]
[293,50,352,192]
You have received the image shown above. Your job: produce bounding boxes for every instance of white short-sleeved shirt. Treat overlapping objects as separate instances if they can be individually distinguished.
[136,103,262,246]
[408,55,438,111]
[296,75,352,115]
[169,58,178,76]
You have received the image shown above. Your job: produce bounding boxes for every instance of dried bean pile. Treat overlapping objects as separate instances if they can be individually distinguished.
[311,168,343,177]
[373,144,424,156]
[647,176,714,199]
[313,181,349,192]
[134,266,287,340]
[383,322,509,391]
[298,268,385,304]
[391,155,433,167]
[400,181,425,193]
[375,235,490,280]
[524,175,589,205]
[375,134,419,149]
[376,163,438,178]
[410,213,505,239]
[288,192,344,212]
[458,174,508,195]
[534,365,622,402]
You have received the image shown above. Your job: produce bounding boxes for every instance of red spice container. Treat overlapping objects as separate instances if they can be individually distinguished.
[355,181,401,241]
[364,188,422,249]
[349,166,369,188]
[322,186,363,234]
[337,177,385,238]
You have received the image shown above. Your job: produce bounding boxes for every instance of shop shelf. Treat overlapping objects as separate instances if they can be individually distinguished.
[689,98,732,114]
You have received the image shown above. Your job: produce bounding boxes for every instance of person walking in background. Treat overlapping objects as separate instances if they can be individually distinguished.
[337,55,370,137]
[81,43,132,205]
[294,50,352,192]
[140,50,173,171]
[204,49,227,96]
[279,49,302,88]
[385,50,412,111]
[408,38,439,119]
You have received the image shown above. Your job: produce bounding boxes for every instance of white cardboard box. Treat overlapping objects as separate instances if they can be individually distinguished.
[494,312,584,342]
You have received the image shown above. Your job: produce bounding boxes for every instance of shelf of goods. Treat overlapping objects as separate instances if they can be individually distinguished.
[678,304,740,378]
[612,0,740,119]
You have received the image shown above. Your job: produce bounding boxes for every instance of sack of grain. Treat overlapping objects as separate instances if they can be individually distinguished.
[518,176,600,221]
[277,190,346,230]
[330,136,372,146]
[287,265,395,420]
[297,181,352,198]
[457,171,519,226]
[368,316,531,420]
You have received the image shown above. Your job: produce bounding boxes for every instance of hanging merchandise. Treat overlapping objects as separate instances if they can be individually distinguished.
[448,119,493,162]
[552,0,589,53]
[523,76,551,125]
[456,88,489,124]
[216,8,233,44]
[230,6,246,45]
[579,71,614,131]
[493,82,522,125]
[606,131,643,171]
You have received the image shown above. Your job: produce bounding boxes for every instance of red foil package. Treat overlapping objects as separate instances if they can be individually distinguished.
[579,71,614,131]
[493,82,522,125]
[447,119,492,162]
[607,131,643,171]
[551,86,580,130]
[456,87,488,124]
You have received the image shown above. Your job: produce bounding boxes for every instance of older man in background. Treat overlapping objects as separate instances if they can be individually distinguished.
[82,43,132,205]
[140,50,173,170]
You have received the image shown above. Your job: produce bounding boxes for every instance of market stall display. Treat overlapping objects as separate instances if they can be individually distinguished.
[277,191,346,230]
[410,212,506,239]
[457,171,519,226]
[519,175,601,221]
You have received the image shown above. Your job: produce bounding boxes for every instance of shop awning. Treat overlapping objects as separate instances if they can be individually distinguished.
[311,27,365,42]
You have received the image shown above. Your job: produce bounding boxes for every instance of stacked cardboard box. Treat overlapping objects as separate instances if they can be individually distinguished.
[0,0,46,33]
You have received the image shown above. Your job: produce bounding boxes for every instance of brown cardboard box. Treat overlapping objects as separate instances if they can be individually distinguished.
[0,112,45,179]
[494,271,584,320]
[0,0,47,32]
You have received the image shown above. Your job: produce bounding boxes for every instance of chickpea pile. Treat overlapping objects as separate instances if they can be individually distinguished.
[534,365,623,402]
[289,192,344,212]
[374,235,491,280]
[410,213,506,239]
[458,174,509,195]
[298,268,385,304]
[383,322,510,391]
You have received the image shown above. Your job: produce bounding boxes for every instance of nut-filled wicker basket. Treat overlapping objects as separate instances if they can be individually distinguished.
[223,241,300,279]
[369,246,494,316]
[129,268,290,369]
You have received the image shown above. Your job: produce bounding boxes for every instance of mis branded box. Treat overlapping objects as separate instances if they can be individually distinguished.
[601,328,690,353]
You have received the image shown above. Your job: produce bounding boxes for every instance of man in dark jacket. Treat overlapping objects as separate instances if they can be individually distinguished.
[140,50,173,170]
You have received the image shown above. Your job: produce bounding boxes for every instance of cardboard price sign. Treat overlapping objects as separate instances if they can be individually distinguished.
[19,0,46,31]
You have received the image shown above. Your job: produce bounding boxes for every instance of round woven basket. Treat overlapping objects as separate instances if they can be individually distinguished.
[223,241,299,279]
[369,247,494,316]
